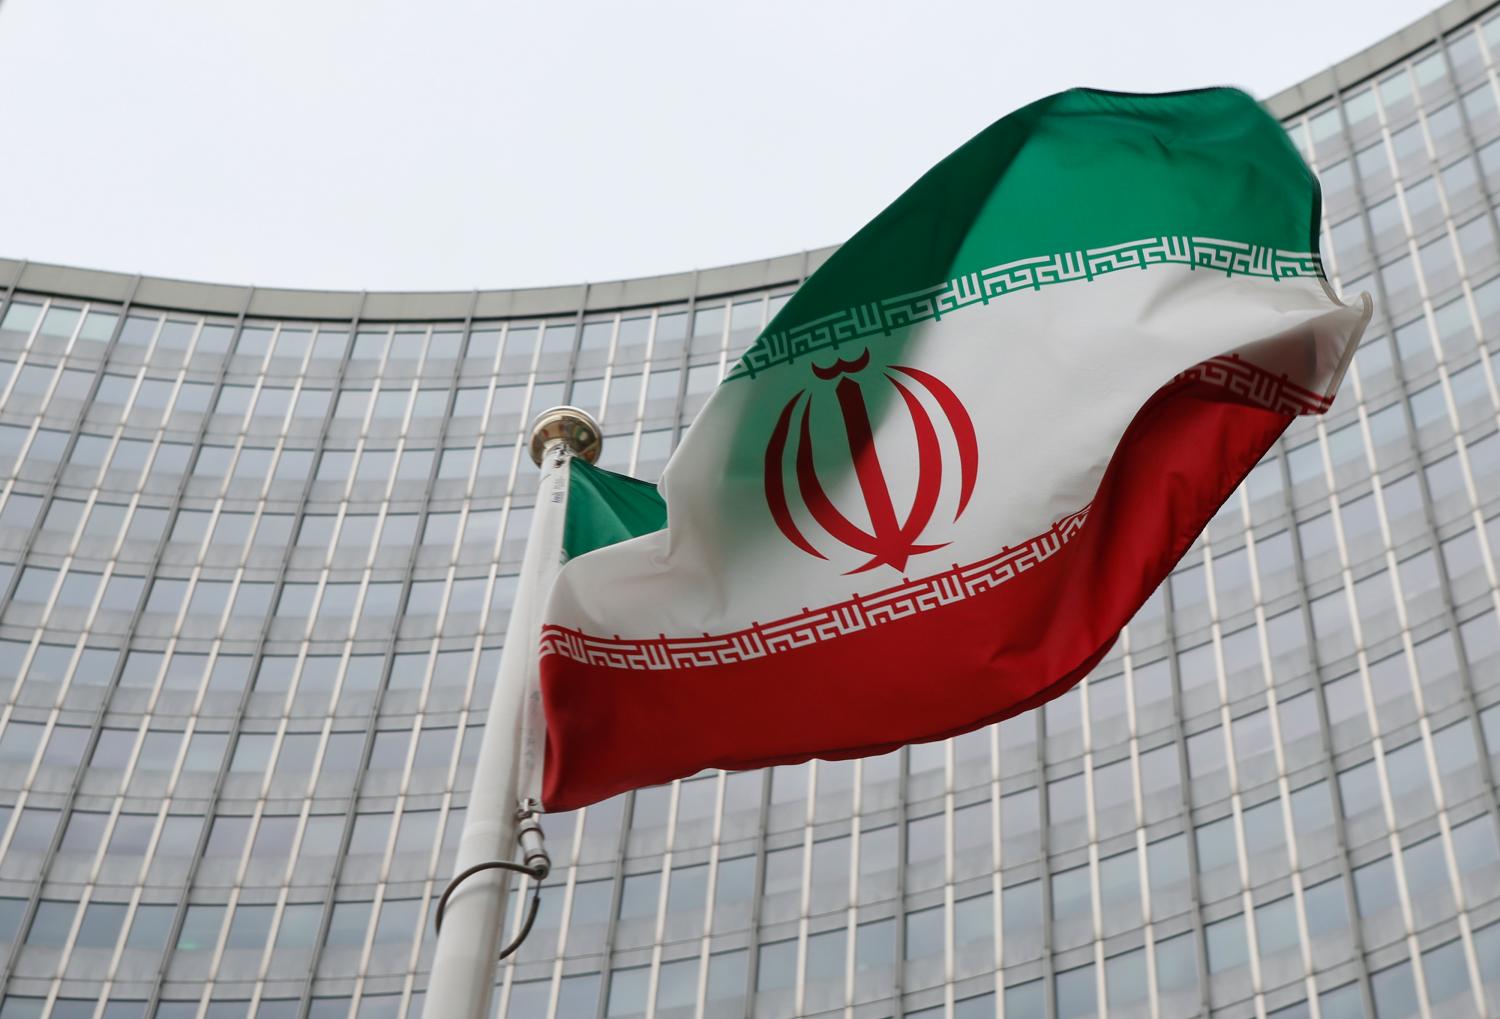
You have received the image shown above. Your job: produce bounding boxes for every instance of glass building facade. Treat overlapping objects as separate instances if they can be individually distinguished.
[3,2,1500,1016]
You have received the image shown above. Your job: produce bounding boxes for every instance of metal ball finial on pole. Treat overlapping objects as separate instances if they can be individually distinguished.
[528,404,602,467]
[423,407,601,1019]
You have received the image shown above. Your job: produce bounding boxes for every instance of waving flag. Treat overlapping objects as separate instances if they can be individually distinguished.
[537,88,1369,811]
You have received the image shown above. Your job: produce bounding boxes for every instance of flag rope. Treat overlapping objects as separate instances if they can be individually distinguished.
[433,800,552,957]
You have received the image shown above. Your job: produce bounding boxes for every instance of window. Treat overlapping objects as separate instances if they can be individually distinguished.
[271,450,312,483]
[1330,217,1366,264]
[1256,896,1300,956]
[905,812,942,864]
[1354,856,1400,917]
[569,880,613,932]
[104,815,153,857]
[293,389,330,418]
[1339,761,1381,817]
[368,730,409,769]
[1155,931,1197,992]
[372,899,419,945]
[276,584,316,619]
[1324,673,1365,729]
[324,901,371,947]
[706,949,748,1001]
[334,387,370,420]
[856,917,895,971]
[805,928,845,983]
[89,728,134,769]
[1148,833,1188,893]
[763,845,801,898]
[372,386,409,419]
[1002,786,1038,834]
[1370,960,1420,1019]
[1139,745,1181,795]
[1474,921,1500,990]
[232,325,273,357]
[255,654,298,693]
[252,817,298,860]
[756,939,796,990]
[310,328,348,360]
[315,449,352,482]
[215,385,253,417]
[275,904,322,948]
[1386,739,1432,805]
[26,899,77,945]
[349,812,391,855]
[273,327,312,360]
[1047,773,1086,824]
[1288,781,1332,842]
[230,733,274,773]
[184,731,228,771]
[317,582,358,621]
[1099,848,1139,910]
[654,957,697,1011]
[1106,947,1147,1008]
[1055,963,1096,1019]
[601,967,651,1018]
[1421,938,1469,1007]
[1402,835,1450,902]
[274,734,320,779]
[858,824,897,876]
[1195,816,1238,872]
[1303,876,1349,938]
[1242,799,1287,862]
[225,904,274,951]
[0,722,42,764]
[1451,815,1500,874]
[12,566,58,603]
[556,974,602,1017]
[1233,709,1272,763]
[946,892,989,948]
[303,656,350,695]
[1051,865,1091,920]
[1001,881,1042,947]
[125,903,175,951]
[617,872,659,919]
[9,808,60,851]
[900,906,936,960]
[226,448,273,489]
[406,579,446,614]
[59,810,107,854]
[0,897,24,947]
[1004,981,1044,1016]
[156,816,202,856]
[351,453,393,489]
[205,816,251,858]
[1205,913,1249,972]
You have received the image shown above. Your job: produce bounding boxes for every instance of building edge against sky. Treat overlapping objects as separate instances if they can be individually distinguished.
[0,0,1499,1017]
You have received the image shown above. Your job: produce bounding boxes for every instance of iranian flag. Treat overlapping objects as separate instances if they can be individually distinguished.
[536,88,1369,811]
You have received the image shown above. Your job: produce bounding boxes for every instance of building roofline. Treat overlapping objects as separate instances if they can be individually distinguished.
[0,248,838,323]
[3,1,1491,321]
[1264,0,1493,119]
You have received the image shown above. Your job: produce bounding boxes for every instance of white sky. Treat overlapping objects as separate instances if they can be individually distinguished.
[0,0,1444,292]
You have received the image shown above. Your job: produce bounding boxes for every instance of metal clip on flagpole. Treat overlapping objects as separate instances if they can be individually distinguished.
[423,407,602,1019]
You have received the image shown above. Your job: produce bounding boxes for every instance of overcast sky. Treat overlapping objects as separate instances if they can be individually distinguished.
[0,0,1444,292]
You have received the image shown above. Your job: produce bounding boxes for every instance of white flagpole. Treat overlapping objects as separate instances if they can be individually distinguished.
[422,407,602,1019]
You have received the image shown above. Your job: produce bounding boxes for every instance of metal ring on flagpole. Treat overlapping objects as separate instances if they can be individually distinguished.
[528,406,603,466]
[433,858,547,959]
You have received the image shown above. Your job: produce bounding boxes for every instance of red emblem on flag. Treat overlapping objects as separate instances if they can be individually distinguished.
[764,349,979,574]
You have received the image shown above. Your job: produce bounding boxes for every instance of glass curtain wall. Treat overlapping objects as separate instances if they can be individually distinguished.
[2,4,1500,1017]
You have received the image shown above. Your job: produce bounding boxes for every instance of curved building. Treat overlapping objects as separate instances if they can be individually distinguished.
[2,2,1500,1017]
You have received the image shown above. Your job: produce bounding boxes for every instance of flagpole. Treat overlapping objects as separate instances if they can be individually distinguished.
[422,406,602,1019]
